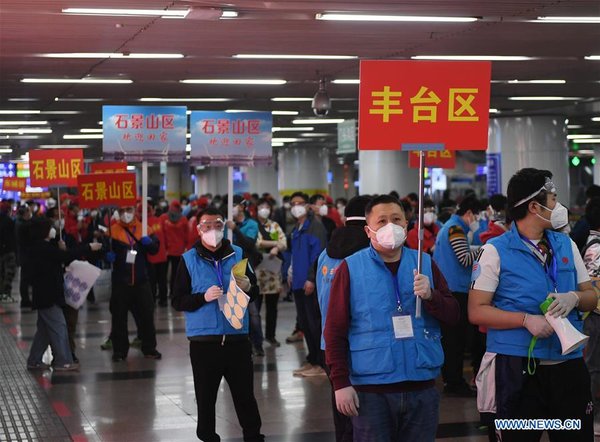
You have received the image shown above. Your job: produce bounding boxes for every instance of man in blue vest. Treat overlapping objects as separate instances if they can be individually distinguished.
[316,195,372,442]
[469,168,597,441]
[325,195,459,441]
[433,195,483,396]
[172,207,264,442]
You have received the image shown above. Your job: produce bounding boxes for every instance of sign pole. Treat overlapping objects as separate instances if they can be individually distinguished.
[415,150,425,319]
[142,161,148,237]
[56,186,63,241]
[227,166,234,241]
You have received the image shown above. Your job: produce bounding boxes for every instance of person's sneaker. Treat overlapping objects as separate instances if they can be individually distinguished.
[286,330,304,344]
[112,354,126,362]
[300,365,327,377]
[293,363,313,375]
[444,382,477,397]
[27,362,51,370]
[266,337,281,347]
[130,337,142,349]
[53,363,80,372]
[144,350,162,360]
[253,346,265,357]
[100,338,112,351]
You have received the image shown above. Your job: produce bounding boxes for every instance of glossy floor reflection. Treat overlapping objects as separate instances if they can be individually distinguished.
[1,284,491,441]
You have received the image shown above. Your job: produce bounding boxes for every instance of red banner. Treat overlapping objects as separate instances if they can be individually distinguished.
[358,61,491,151]
[408,150,456,169]
[20,191,51,199]
[2,177,27,192]
[90,161,128,174]
[77,172,137,209]
[29,149,84,187]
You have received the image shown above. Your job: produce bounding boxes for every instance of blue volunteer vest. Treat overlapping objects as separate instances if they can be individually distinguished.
[486,224,583,360]
[316,251,343,350]
[182,244,249,337]
[433,214,472,293]
[344,246,443,385]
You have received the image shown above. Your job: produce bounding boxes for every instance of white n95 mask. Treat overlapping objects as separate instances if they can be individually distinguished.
[537,202,569,230]
[369,223,406,250]
[203,229,224,247]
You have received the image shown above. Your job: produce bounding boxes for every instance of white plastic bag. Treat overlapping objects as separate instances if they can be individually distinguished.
[476,351,497,414]
[93,269,112,303]
[64,260,102,309]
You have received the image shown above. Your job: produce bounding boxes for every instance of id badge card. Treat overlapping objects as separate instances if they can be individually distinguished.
[392,313,414,340]
[126,249,138,264]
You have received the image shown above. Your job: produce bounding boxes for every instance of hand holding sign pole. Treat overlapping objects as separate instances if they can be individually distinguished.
[359,60,491,318]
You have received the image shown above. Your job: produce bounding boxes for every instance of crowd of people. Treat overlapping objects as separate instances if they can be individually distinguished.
[1,168,600,441]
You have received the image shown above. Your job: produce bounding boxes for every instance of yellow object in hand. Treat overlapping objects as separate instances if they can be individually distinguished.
[232,258,248,278]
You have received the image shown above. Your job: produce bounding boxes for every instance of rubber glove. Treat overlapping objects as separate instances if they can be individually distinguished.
[547,292,579,318]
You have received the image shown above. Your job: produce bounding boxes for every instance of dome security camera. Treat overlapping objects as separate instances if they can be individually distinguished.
[312,79,331,117]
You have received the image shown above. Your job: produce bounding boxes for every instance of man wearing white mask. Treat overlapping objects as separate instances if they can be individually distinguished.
[469,168,596,441]
[171,207,264,442]
[406,199,440,254]
[324,195,459,441]
[433,194,484,396]
[310,194,336,242]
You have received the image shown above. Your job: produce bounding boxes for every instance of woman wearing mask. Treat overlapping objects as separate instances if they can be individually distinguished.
[406,199,440,254]
[255,199,288,347]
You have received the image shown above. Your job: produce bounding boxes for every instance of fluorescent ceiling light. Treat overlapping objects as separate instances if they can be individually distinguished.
[506,79,566,84]
[293,118,345,124]
[63,134,103,139]
[333,79,360,84]
[42,53,184,59]
[572,139,600,144]
[272,127,314,132]
[272,142,285,147]
[22,78,132,84]
[536,16,600,23]
[7,98,38,102]
[38,145,90,149]
[489,109,500,113]
[181,79,286,85]
[55,98,104,102]
[586,56,600,61]
[234,54,357,60]
[221,10,238,18]
[412,55,533,61]
[272,110,299,115]
[127,165,136,171]
[272,138,305,143]
[592,117,600,122]
[40,111,82,115]
[0,129,51,134]
[186,134,191,139]
[140,97,232,102]
[186,144,191,152]
[0,121,48,125]
[98,121,103,125]
[316,13,477,22]
[80,128,103,133]
[567,134,596,139]
[508,96,582,101]
[271,97,312,102]
[301,133,333,137]
[6,135,41,140]
[0,148,13,153]
[567,125,583,129]
[224,109,259,113]
[0,110,40,114]
[62,8,189,18]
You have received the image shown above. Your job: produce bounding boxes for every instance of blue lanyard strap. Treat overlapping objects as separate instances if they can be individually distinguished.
[392,276,403,312]
[518,232,558,291]
[212,258,224,289]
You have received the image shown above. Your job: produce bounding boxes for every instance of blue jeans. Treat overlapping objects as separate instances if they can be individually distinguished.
[27,305,74,366]
[352,387,439,442]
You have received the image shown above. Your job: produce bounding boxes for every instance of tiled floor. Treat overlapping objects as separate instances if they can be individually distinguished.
[0,283,490,441]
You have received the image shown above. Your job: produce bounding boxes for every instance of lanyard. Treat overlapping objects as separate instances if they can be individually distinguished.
[124,226,137,249]
[386,255,404,313]
[212,258,224,289]
[518,233,558,292]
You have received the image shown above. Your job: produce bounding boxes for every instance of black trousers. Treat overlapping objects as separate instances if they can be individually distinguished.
[110,281,157,357]
[167,255,181,296]
[19,264,32,303]
[293,289,322,366]
[495,355,593,442]
[62,304,78,354]
[441,291,485,386]
[148,261,168,303]
[255,293,279,339]
[190,339,264,442]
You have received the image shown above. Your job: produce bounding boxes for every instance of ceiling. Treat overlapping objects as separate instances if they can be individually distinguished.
[1,0,600,161]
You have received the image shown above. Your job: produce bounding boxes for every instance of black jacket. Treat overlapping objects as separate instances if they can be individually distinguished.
[0,213,15,255]
[15,218,32,265]
[325,225,371,260]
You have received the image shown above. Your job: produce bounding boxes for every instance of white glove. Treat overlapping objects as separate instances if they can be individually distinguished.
[335,386,360,417]
[523,314,554,338]
[234,275,251,292]
[204,286,223,302]
[547,292,579,318]
[413,270,432,300]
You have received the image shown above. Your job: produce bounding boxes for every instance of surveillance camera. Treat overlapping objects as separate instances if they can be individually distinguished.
[312,80,331,116]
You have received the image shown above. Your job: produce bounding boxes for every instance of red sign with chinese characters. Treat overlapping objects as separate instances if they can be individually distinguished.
[2,177,26,192]
[20,191,51,199]
[90,162,128,174]
[358,61,491,151]
[408,150,456,169]
[29,149,84,187]
[77,172,137,209]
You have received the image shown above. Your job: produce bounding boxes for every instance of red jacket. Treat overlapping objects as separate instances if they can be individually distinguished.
[147,215,167,263]
[406,222,439,254]
[160,213,189,257]
[479,220,508,245]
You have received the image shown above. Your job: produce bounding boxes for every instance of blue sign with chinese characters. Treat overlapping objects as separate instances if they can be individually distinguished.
[486,152,502,196]
[102,106,187,162]
[190,111,272,166]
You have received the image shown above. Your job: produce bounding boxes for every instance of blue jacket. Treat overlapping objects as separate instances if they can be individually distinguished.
[237,217,258,241]
[485,224,583,360]
[471,218,489,246]
[291,215,327,290]
[344,246,443,385]
[433,214,472,293]
[181,244,248,337]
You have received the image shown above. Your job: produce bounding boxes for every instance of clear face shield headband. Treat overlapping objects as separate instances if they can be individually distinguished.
[513,177,557,208]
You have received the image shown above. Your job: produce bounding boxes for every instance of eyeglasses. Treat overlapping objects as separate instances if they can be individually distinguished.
[513,177,557,208]
[198,219,224,232]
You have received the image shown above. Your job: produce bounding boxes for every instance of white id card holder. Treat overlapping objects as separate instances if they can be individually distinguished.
[392,314,414,339]
[126,249,138,264]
